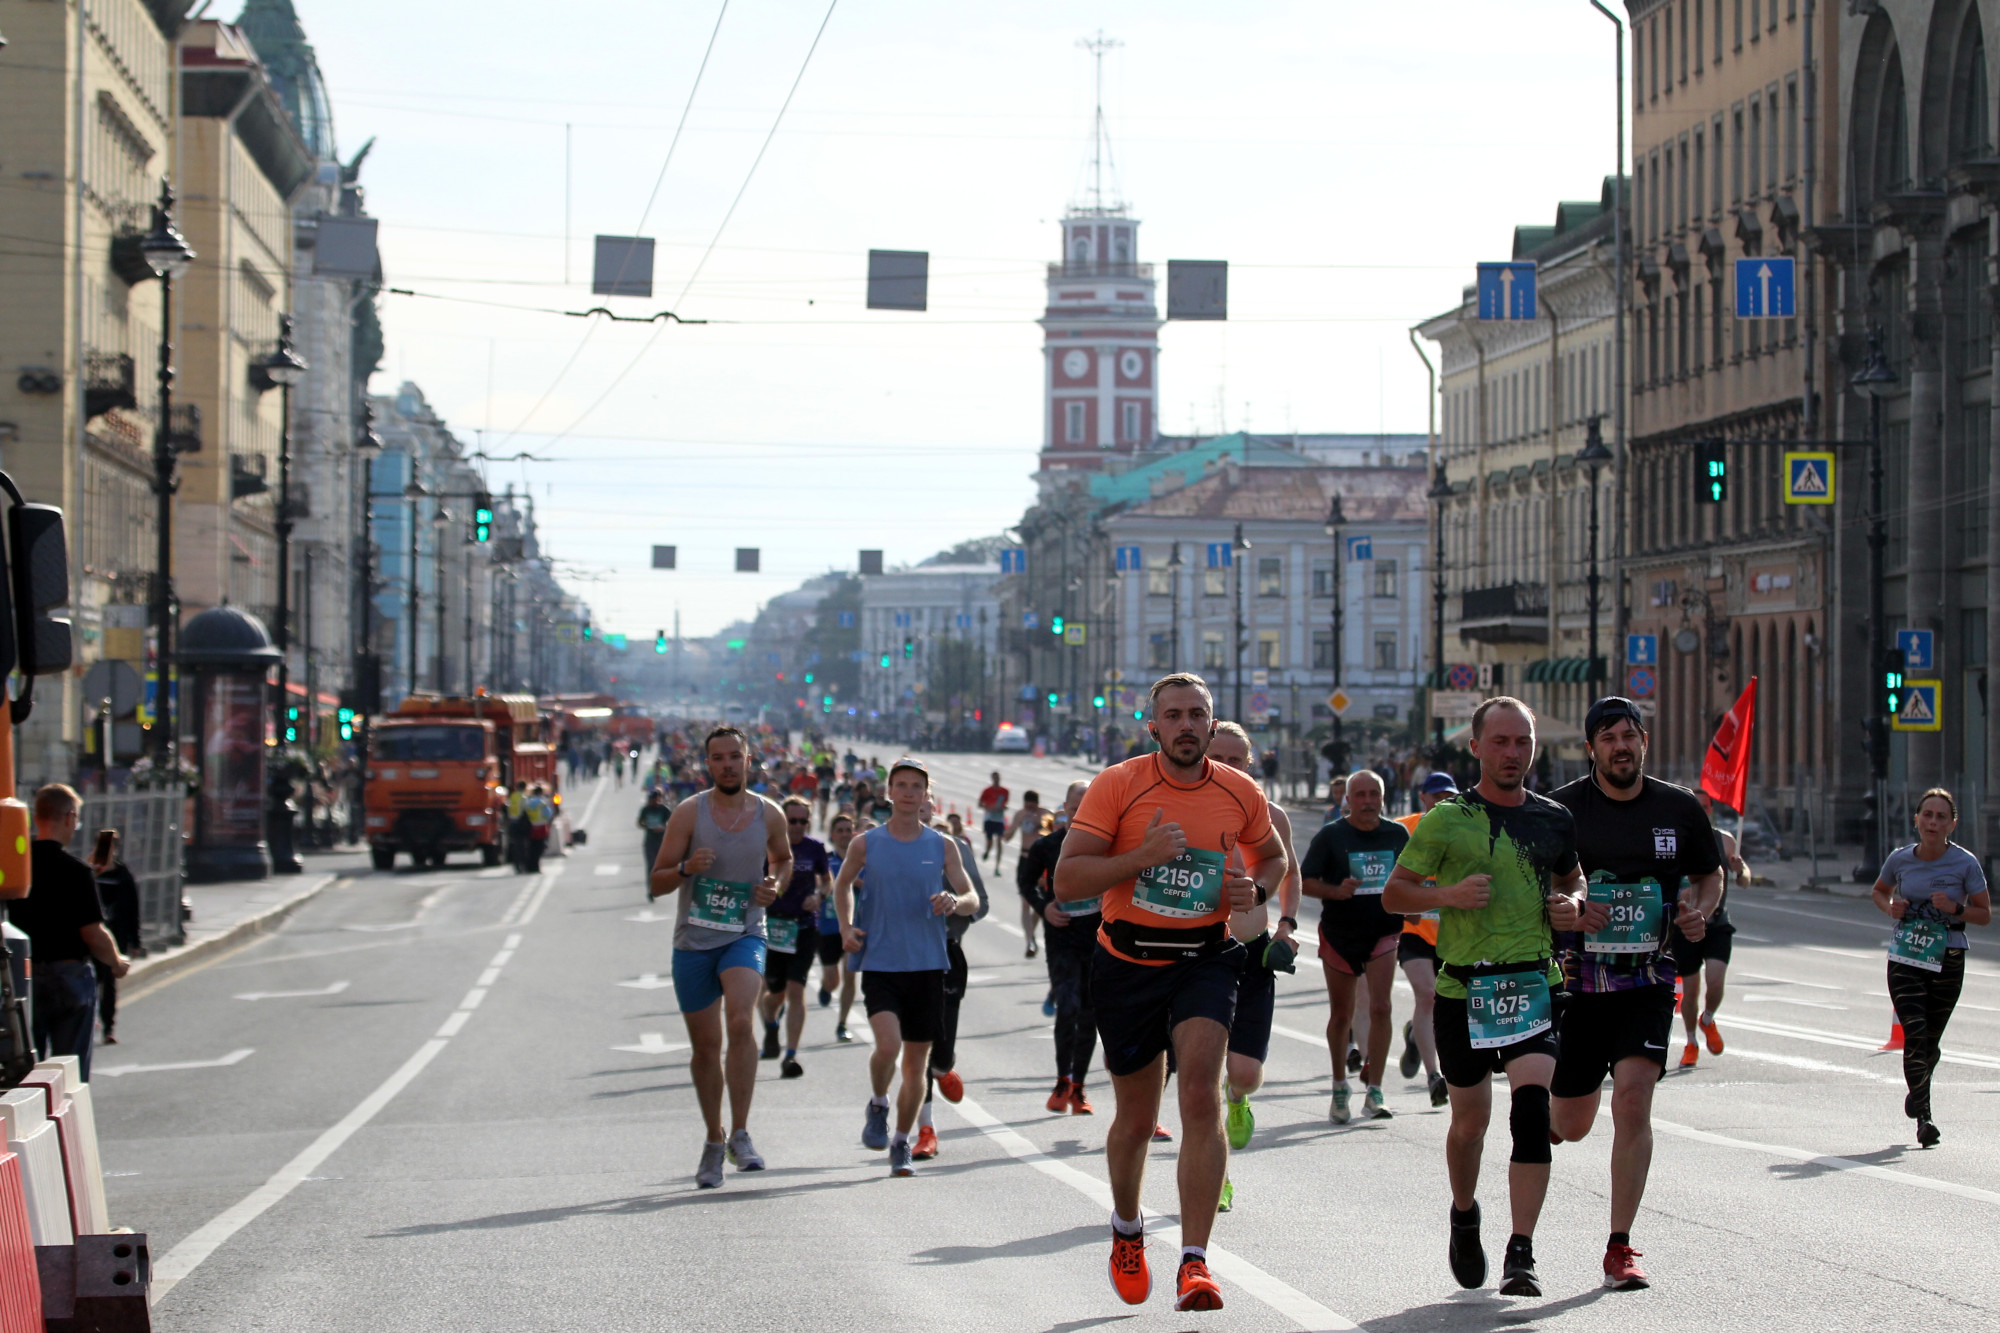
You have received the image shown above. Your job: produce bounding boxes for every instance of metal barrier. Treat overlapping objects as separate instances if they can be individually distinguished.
[65,792,184,952]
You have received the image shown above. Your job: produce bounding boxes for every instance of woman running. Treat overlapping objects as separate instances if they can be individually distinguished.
[1871,787,1991,1148]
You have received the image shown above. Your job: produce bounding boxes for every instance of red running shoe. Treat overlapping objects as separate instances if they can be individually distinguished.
[1699,1014,1724,1055]
[1109,1230,1151,1305]
[1153,1123,1174,1142]
[1602,1242,1649,1290]
[1175,1257,1224,1311]
[934,1069,964,1103]
[1046,1077,1073,1113]
[1678,1042,1698,1069]
[912,1125,940,1160]
[1068,1082,1094,1115]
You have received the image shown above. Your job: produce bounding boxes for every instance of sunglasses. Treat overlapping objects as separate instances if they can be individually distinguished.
[786,817,811,825]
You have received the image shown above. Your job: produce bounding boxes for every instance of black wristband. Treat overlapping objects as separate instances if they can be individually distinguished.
[1254,882,1269,906]
[1278,915,1299,930]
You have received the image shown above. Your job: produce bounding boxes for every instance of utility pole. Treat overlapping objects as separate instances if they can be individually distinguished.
[1232,522,1250,722]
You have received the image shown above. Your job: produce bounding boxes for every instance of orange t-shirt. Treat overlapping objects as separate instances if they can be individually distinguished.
[1072,753,1275,965]
[1395,810,1438,945]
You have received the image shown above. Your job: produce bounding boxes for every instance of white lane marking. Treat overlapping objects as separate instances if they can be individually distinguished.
[611,1033,688,1055]
[989,920,1025,940]
[1802,944,1879,960]
[435,1011,471,1038]
[459,988,488,1010]
[1646,1113,2000,1208]
[342,922,419,933]
[476,968,501,987]
[1734,932,1774,943]
[625,909,673,923]
[232,981,350,1002]
[618,973,674,990]
[512,864,566,926]
[497,873,545,926]
[594,863,622,876]
[1729,900,1883,931]
[488,950,515,967]
[475,866,513,879]
[95,1049,254,1078]
[504,933,523,949]
[570,777,609,831]
[1720,1046,1901,1085]
[1740,995,1849,1011]
[1271,1023,1328,1048]
[1738,970,1842,991]
[1719,1014,2000,1070]
[948,1091,1359,1331]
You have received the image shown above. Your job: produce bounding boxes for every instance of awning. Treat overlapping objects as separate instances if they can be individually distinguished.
[1441,713,1585,745]
[1524,657,1603,684]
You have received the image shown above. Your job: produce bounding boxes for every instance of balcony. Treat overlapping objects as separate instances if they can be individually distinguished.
[166,404,201,454]
[1458,582,1548,644]
[1045,261,1153,282]
[83,352,137,420]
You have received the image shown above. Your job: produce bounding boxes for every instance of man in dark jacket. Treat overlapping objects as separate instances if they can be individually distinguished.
[5,785,130,1079]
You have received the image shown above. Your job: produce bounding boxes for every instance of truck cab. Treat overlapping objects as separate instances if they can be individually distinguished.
[364,693,557,871]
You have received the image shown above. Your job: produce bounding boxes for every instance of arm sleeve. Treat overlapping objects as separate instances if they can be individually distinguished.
[1298,824,1344,884]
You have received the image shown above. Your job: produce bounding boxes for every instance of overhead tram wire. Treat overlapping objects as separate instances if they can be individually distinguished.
[532,0,841,455]
[488,0,733,453]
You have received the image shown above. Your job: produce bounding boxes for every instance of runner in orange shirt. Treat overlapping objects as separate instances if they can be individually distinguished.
[1395,771,1461,1107]
[1054,673,1288,1314]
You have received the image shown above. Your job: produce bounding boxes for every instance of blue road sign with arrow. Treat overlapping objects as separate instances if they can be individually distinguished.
[1897,629,1935,672]
[1734,257,1795,317]
[1477,262,1537,321]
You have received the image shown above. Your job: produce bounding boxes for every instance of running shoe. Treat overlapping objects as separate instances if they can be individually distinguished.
[1068,1083,1095,1115]
[862,1100,890,1151]
[818,988,833,1008]
[1043,991,1057,1017]
[912,1125,940,1160]
[726,1129,765,1172]
[1399,1020,1420,1079]
[1448,1202,1486,1289]
[1699,1013,1724,1055]
[1429,1073,1450,1108]
[934,1069,964,1103]
[1047,1077,1073,1113]
[1175,1257,1224,1311]
[1499,1236,1541,1297]
[1026,941,1038,958]
[1603,1242,1649,1291]
[1330,1086,1352,1124]
[888,1139,915,1177]
[1347,1044,1364,1075]
[1109,1229,1151,1305]
[1678,1042,1698,1069]
[695,1141,727,1190]
[761,1024,781,1060]
[1153,1123,1174,1142]
[836,1024,854,1043]
[1917,1119,1942,1148]
[1226,1093,1255,1150]
[780,1056,804,1079]
[1364,1086,1392,1120]
[1218,1178,1234,1212]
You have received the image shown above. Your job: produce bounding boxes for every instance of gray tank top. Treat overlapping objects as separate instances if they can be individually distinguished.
[673,790,772,951]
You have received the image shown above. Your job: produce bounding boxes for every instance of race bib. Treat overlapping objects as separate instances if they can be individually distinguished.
[1064,895,1102,917]
[1466,970,1553,1049]
[1889,915,1948,973]
[688,876,754,933]
[1133,847,1226,919]
[1350,850,1396,896]
[1585,876,1665,955]
[766,917,800,953]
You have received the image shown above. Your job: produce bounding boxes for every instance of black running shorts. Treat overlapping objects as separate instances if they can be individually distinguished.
[1550,985,1676,1097]
[1671,914,1735,974]
[1228,933,1277,1064]
[1397,932,1439,967]
[861,968,945,1044]
[764,924,817,990]
[815,930,846,967]
[1092,940,1247,1078]
[1433,995,1561,1088]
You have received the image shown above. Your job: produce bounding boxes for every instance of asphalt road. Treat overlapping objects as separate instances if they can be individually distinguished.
[93,760,2000,1331]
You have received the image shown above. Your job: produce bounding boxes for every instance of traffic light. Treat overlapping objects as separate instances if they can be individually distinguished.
[1882,648,1905,716]
[903,639,915,658]
[1050,615,1065,636]
[283,704,301,745]
[472,492,494,542]
[803,672,814,684]
[880,653,891,668]
[582,623,592,641]
[1698,441,1728,503]
[1092,694,1106,708]
[972,708,982,722]
[337,706,355,741]
[775,672,785,682]
[654,630,668,654]
[1047,691,1059,706]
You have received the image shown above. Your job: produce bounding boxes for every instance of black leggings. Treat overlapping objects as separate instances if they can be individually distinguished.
[927,939,969,1082]
[1045,936,1098,1082]
[1887,950,1965,1119]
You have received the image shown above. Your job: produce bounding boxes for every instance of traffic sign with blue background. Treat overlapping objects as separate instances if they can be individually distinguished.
[1626,633,1658,666]
[1893,680,1942,732]
[1206,542,1233,568]
[1627,666,1657,698]
[1784,451,1835,505]
[1734,256,1794,317]
[999,548,1027,573]
[1897,629,1935,671]
[1114,545,1143,572]
[1347,535,1373,561]
[1477,262,1537,320]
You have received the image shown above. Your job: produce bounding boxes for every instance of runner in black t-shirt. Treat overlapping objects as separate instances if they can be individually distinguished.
[1301,770,1409,1123]
[1547,698,1721,1292]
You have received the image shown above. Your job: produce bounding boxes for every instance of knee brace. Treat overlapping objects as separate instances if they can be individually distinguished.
[1509,1085,1552,1165]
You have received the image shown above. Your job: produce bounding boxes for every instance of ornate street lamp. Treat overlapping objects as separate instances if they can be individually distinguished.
[1578,415,1614,692]
[1324,493,1347,772]
[1853,328,1897,877]
[140,181,195,766]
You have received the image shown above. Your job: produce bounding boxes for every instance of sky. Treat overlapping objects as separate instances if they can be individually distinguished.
[296,0,1627,639]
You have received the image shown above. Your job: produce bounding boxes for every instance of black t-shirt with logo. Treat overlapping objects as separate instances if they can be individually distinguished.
[1301,817,1410,946]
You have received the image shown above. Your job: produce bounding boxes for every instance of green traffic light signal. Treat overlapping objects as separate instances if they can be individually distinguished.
[655,630,668,654]
[1047,691,1059,706]
[1050,615,1065,636]
[880,654,891,668]
[1092,695,1106,708]
[804,673,814,684]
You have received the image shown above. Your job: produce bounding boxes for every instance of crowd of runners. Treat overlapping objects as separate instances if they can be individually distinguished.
[631,679,1990,1312]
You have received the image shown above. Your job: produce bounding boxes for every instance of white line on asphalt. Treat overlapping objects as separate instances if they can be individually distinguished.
[947,1092,1359,1331]
[1740,995,1849,1011]
[1734,932,1774,943]
[459,987,488,1010]
[488,950,515,967]
[504,933,523,949]
[1720,1046,1901,1085]
[1270,1022,1327,1048]
[610,1033,688,1055]
[435,1011,471,1038]
[989,920,1025,939]
[94,1049,254,1078]
[232,980,351,1002]
[476,968,501,986]
[594,863,622,876]
[496,873,544,926]
[1801,944,1879,960]
[1647,1113,2000,1208]
[1718,1013,2000,1069]
[475,866,513,878]
[512,865,566,926]
[1730,900,1882,931]
[1738,969,1843,991]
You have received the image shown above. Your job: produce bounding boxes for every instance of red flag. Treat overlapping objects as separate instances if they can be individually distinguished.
[1700,677,1757,813]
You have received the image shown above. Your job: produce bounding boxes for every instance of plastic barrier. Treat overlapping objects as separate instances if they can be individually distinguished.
[17,1069,89,1241]
[0,1143,43,1332]
[36,1233,152,1332]
[0,1089,70,1246]
[36,1058,108,1233]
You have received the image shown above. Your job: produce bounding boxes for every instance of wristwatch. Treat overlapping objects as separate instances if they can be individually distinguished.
[677,859,688,878]
[1254,882,1269,906]
[1278,915,1299,931]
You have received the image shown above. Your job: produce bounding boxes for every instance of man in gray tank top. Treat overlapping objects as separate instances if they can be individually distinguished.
[648,725,795,1188]
[832,757,978,1177]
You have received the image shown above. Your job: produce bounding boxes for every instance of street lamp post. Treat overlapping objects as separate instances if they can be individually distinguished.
[139,180,196,767]
[403,473,427,701]
[1854,328,1897,878]
[255,316,308,744]
[431,506,451,691]
[1428,461,1452,759]
[1579,415,1615,692]
[350,406,383,844]
[1168,541,1183,673]
[1324,494,1347,772]
[1232,522,1251,722]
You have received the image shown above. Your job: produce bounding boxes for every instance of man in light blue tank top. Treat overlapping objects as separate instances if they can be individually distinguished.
[832,757,978,1177]
[648,726,794,1189]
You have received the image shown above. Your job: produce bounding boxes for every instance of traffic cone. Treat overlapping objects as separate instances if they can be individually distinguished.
[1880,1020,1905,1051]
[1674,976,1683,1015]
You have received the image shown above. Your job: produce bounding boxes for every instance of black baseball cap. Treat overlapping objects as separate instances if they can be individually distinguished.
[1421,771,1458,795]
[1583,696,1647,741]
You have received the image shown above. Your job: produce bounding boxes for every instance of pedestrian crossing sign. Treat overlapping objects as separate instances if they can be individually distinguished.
[1784,451,1835,505]
[1892,679,1942,732]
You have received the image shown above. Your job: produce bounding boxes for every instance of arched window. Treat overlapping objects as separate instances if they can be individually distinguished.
[1950,21,1990,162]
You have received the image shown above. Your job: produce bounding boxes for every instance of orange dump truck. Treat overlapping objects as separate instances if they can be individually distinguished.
[363,693,559,870]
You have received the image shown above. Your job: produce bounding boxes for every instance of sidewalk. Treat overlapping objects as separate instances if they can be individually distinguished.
[127,846,374,989]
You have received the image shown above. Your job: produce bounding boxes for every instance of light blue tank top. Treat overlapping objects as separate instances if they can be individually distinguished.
[854,825,950,973]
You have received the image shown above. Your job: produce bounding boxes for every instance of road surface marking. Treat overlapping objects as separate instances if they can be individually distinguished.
[1721,1046,1900,1085]
[625,909,672,923]
[594,863,622,876]
[1719,1013,2000,1069]
[436,1012,471,1037]
[949,1091,1359,1331]
[95,1049,254,1078]
[232,981,350,1002]
[476,866,512,878]
[477,968,501,986]
[611,1033,688,1055]
[618,973,673,990]
[1643,1111,2000,1208]
[1738,970,1842,991]
[1741,995,1848,1011]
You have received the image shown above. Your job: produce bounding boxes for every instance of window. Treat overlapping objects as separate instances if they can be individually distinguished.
[1694,1,1703,74]
[1312,630,1335,670]
[1965,609,1989,667]
[1122,401,1140,442]
[1374,558,1399,598]
[1374,631,1399,673]
[1750,0,1760,41]
[1203,566,1227,597]
[1748,95,1762,195]
[1202,630,1225,669]
[1664,5,1674,89]
[1311,560,1336,597]
[1680,1,1688,82]
[1148,632,1172,670]
[1649,14,1659,100]
[1734,0,1743,52]
[1785,76,1799,180]
[1635,22,1647,105]
[1635,162,1648,244]
[1678,134,1690,226]
[1732,105,1745,202]
[1711,270,1725,367]
[1257,630,1280,669]
[1064,401,1085,443]
[1258,556,1282,597]
[1712,114,1725,212]
[1766,84,1780,191]
[1715,0,1724,62]
[1649,150,1662,240]
[1146,553,1172,596]
[1960,408,1991,560]
[1693,128,1705,219]
[1961,235,1995,371]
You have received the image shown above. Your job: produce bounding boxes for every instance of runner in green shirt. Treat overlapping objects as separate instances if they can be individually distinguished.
[1384,697,1584,1300]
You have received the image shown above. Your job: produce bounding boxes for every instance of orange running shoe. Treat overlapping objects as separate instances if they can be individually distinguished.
[1109,1230,1151,1305]
[911,1125,939,1160]
[1046,1077,1073,1112]
[1679,1042,1698,1069]
[1153,1123,1174,1142]
[935,1069,964,1103]
[1175,1256,1224,1311]
[1699,1014,1724,1055]
[1069,1082,1094,1115]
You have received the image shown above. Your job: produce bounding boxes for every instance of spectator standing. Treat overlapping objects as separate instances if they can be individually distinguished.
[87,829,143,1045]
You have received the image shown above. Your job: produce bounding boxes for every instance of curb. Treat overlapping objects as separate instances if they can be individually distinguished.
[125,871,342,992]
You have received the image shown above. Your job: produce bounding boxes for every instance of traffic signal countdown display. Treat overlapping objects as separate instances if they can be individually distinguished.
[1698,442,1728,503]
[472,493,494,542]
[1883,649,1905,717]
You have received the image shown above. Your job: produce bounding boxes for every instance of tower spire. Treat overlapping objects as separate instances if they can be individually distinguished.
[1076,30,1125,215]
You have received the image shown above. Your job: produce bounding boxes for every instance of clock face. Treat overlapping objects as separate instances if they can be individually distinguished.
[1062,349,1090,379]
[1120,350,1143,380]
